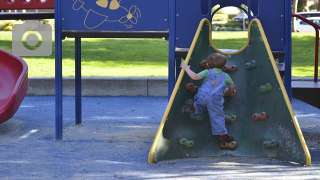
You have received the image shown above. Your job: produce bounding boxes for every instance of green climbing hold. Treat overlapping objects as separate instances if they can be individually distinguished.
[225,115,237,123]
[259,83,273,93]
[179,138,194,147]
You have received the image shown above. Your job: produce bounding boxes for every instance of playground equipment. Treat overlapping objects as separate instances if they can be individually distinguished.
[0,49,28,124]
[148,19,311,166]
[0,0,311,165]
[52,0,294,139]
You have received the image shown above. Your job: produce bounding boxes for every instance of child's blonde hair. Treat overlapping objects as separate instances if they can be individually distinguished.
[206,53,227,69]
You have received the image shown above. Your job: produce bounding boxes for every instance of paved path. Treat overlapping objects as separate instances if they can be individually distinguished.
[0,96,320,179]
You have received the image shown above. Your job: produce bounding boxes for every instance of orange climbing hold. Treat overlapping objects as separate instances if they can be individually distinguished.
[186,83,199,93]
[252,112,268,121]
[222,65,237,73]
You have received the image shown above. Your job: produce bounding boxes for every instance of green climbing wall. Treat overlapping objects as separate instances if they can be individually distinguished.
[148,19,311,165]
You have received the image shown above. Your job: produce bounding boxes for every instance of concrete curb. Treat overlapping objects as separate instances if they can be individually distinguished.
[27,76,318,97]
[27,77,168,97]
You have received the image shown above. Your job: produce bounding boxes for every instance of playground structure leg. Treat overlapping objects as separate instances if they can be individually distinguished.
[75,37,82,125]
[55,0,63,140]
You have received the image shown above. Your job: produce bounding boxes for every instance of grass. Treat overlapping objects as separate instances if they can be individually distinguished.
[0,31,318,77]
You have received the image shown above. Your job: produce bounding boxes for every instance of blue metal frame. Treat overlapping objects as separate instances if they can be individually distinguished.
[168,0,176,98]
[55,0,63,139]
[284,0,292,100]
[75,37,82,124]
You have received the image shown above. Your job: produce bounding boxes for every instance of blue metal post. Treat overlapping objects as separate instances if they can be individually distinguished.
[175,57,181,82]
[75,37,82,124]
[168,0,176,98]
[284,0,292,100]
[55,0,63,139]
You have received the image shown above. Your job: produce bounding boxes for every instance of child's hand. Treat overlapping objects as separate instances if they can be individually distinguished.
[180,63,190,70]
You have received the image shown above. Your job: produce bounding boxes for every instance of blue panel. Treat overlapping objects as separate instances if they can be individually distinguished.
[61,0,168,31]
[256,0,285,51]
[213,0,285,51]
[176,0,210,48]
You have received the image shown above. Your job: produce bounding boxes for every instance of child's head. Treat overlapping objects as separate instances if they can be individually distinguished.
[206,53,227,69]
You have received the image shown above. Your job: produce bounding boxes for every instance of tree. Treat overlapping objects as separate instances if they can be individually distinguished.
[292,0,298,32]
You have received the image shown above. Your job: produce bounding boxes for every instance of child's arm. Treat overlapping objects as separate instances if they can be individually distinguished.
[180,63,202,80]
[226,83,235,93]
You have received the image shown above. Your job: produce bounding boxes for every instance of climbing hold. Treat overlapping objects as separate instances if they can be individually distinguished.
[186,83,199,93]
[220,141,237,150]
[224,90,237,97]
[245,60,258,70]
[200,60,209,69]
[259,83,273,93]
[222,65,237,73]
[252,112,268,121]
[179,138,194,147]
[225,115,237,123]
[263,140,279,148]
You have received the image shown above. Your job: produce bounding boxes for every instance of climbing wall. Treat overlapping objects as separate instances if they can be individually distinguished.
[148,19,311,166]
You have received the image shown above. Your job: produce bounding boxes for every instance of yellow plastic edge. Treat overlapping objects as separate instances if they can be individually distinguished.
[148,18,208,164]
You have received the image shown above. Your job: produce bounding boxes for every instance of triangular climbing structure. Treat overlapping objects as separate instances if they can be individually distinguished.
[148,19,311,166]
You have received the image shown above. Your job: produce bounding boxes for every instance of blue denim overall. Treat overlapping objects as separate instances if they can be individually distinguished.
[193,69,227,135]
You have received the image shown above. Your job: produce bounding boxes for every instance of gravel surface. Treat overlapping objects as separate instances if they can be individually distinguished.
[0,96,319,179]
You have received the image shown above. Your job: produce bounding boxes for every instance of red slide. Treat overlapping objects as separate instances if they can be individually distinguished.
[0,49,28,124]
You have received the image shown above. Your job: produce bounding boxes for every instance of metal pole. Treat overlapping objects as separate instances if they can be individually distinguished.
[243,18,245,31]
[168,0,176,99]
[55,0,63,139]
[75,37,82,124]
[284,0,292,100]
[314,30,319,82]
[175,57,181,82]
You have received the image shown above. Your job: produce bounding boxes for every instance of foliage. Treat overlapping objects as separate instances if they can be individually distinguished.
[0,21,15,31]
[297,0,307,12]
[212,14,228,21]
[309,3,318,10]
[0,20,54,31]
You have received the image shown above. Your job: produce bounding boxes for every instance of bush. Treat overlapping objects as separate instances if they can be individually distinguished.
[0,21,15,31]
[212,14,228,21]
[0,20,54,31]
[225,27,234,31]
[218,27,226,31]
[309,3,318,11]
[41,19,54,29]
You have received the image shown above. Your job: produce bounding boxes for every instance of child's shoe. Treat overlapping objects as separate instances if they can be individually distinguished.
[181,99,194,115]
[189,113,204,121]
[218,134,237,150]
[218,134,234,143]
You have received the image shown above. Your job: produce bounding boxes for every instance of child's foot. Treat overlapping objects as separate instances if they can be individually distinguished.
[181,99,194,115]
[218,134,234,143]
[218,134,237,150]
[189,113,204,121]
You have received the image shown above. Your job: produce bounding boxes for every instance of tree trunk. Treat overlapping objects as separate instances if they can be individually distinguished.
[292,0,298,32]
